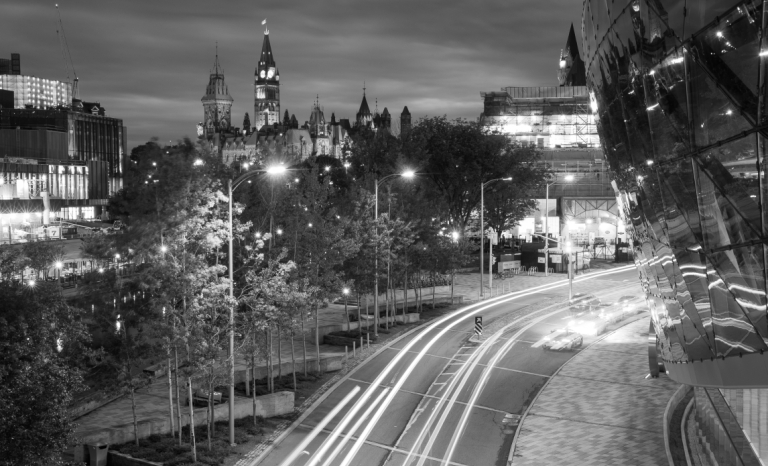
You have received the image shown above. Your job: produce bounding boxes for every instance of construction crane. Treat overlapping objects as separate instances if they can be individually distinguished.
[55,4,79,102]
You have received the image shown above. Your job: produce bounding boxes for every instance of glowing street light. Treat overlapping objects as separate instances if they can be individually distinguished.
[266,164,287,175]
[193,159,204,166]
[225,162,291,443]
[276,228,283,235]
[160,245,168,253]
[451,231,460,242]
[28,279,36,287]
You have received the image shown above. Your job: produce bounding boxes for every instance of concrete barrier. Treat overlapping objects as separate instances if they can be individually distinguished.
[108,450,163,466]
[74,392,294,447]
[234,354,345,386]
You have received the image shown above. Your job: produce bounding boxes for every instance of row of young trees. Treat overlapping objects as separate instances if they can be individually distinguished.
[0,116,548,465]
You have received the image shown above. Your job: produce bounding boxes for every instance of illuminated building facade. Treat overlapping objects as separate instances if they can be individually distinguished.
[202,32,409,165]
[201,52,233,138]
[0,104,126,243]
[584,0,768,462]
[254,29,280,130]
[0,53,72,110]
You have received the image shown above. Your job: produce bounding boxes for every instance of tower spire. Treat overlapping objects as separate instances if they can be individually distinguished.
[213,42,221,74]
[363,81,366,96]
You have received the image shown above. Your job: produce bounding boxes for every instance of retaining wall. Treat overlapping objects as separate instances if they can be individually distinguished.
[74,391,293,448]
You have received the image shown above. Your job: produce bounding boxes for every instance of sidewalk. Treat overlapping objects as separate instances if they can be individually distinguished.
[510,317,680,465]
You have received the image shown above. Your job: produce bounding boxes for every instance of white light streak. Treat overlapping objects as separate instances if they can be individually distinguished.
[279,386,361,466]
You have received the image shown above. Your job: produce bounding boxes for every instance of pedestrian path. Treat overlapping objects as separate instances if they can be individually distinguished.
[510,318,680,466]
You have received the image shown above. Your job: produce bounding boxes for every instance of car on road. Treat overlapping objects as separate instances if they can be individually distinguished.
[542,330,583,351]
[567,315,608,336]
[569,292,601,315]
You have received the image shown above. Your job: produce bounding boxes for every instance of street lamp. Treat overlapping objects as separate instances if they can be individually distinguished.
[374,170,416,335]
[226,163,287,445]
[480,177,512,298]
[55,261,63,281]
[543,174,574,276]
[565,241,574,301]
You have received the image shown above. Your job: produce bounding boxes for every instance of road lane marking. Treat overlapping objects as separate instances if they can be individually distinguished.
[345,377,509,415]
[297,423,470,466]
[384,346,550,378]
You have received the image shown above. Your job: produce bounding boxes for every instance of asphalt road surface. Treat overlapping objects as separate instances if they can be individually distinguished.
[255,266,642,466]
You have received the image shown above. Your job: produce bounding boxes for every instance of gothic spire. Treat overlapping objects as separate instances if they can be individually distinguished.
[259,31,276,68]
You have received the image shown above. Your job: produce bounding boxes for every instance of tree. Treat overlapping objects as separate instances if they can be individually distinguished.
[0,281,94,466]
[483,143,549,242]
[92,289,158,447]
[22,241,63,280]
[0,244,27,282]
[410,116,536,233]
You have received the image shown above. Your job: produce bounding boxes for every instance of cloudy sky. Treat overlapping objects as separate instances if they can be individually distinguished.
[5,0,583,150]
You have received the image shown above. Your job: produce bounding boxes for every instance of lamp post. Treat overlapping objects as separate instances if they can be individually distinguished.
[480,178,512,298]
[374,170,415,336]
[543,174,574,276]
[343,288,350,331]
[226,163,287,446]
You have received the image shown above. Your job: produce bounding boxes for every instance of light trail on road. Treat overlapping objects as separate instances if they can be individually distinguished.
[277,265,635,466]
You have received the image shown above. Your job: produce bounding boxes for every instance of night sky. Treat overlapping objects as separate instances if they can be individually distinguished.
[5,0,583,151]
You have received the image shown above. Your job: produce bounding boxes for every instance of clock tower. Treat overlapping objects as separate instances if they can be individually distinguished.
[201,51,233,137]
[254,28,280,130]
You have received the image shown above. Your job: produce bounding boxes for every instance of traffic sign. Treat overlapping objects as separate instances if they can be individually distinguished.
[474,316,483,336]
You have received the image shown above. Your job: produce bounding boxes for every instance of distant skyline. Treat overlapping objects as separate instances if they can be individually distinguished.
[4,0,583,151]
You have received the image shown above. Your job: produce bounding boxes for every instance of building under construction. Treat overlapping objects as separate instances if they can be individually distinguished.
[478,25,619,256]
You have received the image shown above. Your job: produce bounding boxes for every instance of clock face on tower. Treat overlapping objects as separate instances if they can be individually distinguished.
[260,70,265,78]
[267,69,274,79]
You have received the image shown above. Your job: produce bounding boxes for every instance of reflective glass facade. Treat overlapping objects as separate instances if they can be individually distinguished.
[583,0,768,387]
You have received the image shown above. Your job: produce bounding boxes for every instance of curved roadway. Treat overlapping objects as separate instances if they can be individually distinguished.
[255,266,641,466]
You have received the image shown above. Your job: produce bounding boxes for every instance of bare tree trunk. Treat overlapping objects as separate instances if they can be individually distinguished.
[357,293,363,337]
[404,271,408,316]
[451,271,455,303]
[130,387,140,447]
[174,348,182,445]
[188,379,197,462]
[315,301,321,374]
[207,386,213,451]
[432,274,436,309]
[291,330,297,391]
[251,340,257,424]
[267,328,273,394]
[277,324,282,382]
[302,313,307,377]
[167,352,175,439]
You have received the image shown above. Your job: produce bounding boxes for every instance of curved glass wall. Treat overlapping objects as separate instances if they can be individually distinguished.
[583,0,768,387]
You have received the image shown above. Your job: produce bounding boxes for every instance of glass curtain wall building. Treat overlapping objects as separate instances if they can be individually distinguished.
[582,0,768,388]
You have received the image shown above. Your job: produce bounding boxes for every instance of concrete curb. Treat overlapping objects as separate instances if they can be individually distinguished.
[681,396,695,466]
[243,316,440,465]
[506,311,649,465]
[663,383,691,466]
